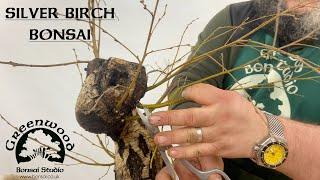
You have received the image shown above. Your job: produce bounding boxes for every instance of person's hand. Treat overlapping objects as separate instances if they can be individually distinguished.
[149,83,268,159]
[155,117,224,180]
[156,155,223,180]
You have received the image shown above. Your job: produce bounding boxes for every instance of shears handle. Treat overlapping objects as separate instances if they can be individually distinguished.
[159,147,179,180]
[180,160,231,180]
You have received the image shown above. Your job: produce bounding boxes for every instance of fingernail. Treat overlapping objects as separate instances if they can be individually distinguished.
[169,149,179,157]
[149,115,161,125]
[181,89,186,98]
[156,136,167,144]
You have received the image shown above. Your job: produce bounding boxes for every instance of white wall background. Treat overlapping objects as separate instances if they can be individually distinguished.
[0,0,245,179]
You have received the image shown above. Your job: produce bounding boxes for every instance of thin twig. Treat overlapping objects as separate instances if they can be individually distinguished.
[147,5,307,91]
[73,49,84,85]
[98,166,111,180]
[57,12,140,62]
[166,18,199,88]
[273,1,282,46]
[116,0,160,110]
[147,44,191,55]
[96,135,115,158]
[73,131,102,149]
[151,4,168,35]
[0,60,90,68]
[139,0,154,16]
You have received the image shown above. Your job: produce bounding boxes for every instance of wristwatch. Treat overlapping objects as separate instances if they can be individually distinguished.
[251,111,288,169]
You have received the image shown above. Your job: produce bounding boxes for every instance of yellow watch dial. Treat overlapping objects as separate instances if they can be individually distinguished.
[263,143,287,167]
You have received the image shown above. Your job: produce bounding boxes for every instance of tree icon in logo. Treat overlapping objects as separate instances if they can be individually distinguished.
[15,128,65,164]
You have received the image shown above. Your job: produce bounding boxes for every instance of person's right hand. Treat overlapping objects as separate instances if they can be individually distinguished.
[155,155,224,180]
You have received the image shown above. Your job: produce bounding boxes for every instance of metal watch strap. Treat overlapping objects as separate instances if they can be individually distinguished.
[251,111,288,168]
[263,111,285,139]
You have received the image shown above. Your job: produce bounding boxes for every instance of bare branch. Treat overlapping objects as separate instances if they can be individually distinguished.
[98,166,112,180]
[73,49,84,85]
[139,0,154,16]
[89,0,100,58]
[69,150,99,163]
[0,60,89,68]
[151,4,168,35]
[147,69,167,76]
[273,1,282,46]
[166,18,199,88]
[147,44,191,55]
[73,131,102,149]
[57,12,140,62]
[57,163,82,166]
[96,135,115,158]
[116,0,160,110]
[147,7,298,91]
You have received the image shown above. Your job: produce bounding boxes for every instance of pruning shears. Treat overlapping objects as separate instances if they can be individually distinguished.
[136,107,231,180]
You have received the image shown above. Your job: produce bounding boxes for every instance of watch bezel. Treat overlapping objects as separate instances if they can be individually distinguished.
[258,137,288,169]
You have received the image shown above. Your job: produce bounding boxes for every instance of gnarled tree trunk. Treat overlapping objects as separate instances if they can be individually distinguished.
[75,58,163,179]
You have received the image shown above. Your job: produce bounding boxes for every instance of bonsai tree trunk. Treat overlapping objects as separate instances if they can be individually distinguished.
[75,58,164,179]
[114,117,163,179]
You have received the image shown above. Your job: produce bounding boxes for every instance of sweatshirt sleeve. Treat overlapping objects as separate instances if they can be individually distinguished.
[168,5,233,110]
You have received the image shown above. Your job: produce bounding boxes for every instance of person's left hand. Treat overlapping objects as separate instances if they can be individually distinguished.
[149,83,269,159]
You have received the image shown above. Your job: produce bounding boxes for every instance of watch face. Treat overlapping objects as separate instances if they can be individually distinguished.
[261,142,288,168]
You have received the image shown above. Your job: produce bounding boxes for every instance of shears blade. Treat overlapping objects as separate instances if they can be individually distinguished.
[135,107,178,180]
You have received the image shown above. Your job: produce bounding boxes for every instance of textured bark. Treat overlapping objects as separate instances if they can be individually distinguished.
[114,118,163,180]
[75,58,163,179]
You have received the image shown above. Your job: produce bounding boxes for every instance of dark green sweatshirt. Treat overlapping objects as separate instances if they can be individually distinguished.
[168,1,320,179]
